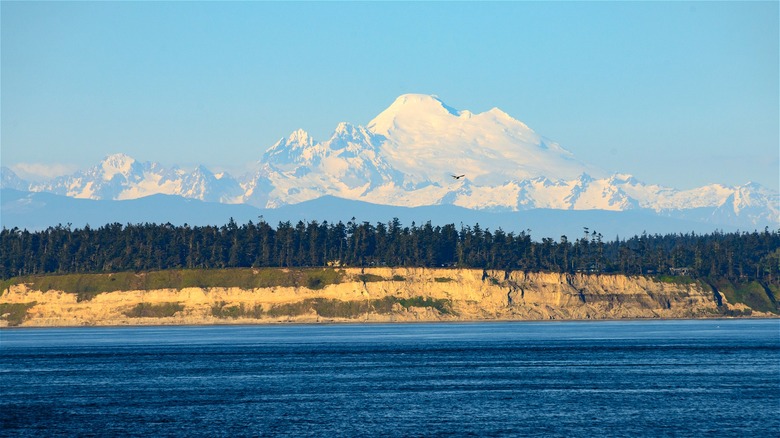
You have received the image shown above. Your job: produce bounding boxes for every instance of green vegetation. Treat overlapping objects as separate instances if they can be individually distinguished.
[1,268,346,301]
[655,275,696,285]
[371,296,454,315]
[392,275,406,281]
[210,301,264,319]
[711,279,778,314]
[0,302,36,326]
[263,296,454,319]
[768,283,780,302]
[302,269,344,289]
[3,221,777,286]
[266,299,368,318]
[357,273,385,283]
[2,220,779,315]
[123,302,184,318]
[0,279,17,296]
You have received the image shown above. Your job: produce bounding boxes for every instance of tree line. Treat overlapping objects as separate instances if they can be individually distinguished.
[1,219,778,283]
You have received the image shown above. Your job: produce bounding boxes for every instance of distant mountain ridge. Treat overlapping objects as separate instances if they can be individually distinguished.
[7,154,245,204]
[2,93,778,230]
[0,188,743,240]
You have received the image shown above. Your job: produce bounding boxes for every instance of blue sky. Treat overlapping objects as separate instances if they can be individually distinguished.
[2,1,778,190]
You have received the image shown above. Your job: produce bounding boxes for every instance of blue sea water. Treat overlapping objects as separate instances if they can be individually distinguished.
[1,320,779,437]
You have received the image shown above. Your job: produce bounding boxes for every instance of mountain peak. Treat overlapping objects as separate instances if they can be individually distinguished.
[287,129,313,147]
[193,164,213,175]
[389,94,457,112]
[102,153,136,165]
[265,129,315,157]
[362,94,600,184]
[1,166,19,179]
[100,153,138,180]
[334,121,357,135]
[367,94,461,135]
[1,166,28,190]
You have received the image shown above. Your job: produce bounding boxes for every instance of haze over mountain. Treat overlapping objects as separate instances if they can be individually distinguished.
[0,189,743,240]
[2,94,777,232]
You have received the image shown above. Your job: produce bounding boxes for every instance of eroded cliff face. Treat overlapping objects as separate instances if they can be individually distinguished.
[0,268,766,327]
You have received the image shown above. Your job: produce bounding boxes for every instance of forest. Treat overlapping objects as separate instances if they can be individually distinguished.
[1,218,778,285]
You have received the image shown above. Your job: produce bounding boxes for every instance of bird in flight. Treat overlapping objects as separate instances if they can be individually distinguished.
[451,174,465,180]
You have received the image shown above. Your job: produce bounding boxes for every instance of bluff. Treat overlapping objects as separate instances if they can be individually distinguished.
[0,268,774,327]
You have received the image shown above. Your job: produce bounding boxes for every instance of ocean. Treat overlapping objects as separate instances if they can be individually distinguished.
[1,320,778,437]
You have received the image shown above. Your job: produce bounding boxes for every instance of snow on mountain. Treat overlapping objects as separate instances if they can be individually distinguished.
[23,153,244,204]
[100,152,141,181]
[261,129,316,167]
[367,94,603,185]
[706,183,779,227]
[243,94,609,209]
[501,175,640,211]
[2,94,777,230]
[254,122,407,207]
[180,165,245,204]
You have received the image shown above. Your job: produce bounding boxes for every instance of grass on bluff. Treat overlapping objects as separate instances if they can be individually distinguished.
[373,296,454,315]
[357,273,385,283]
[211,301,264,319]
[266,299,372,319]
[2,268,347,301]
[123,302,184,318]
[713,279,778,314]
[655,275,697,285]
[0,302,37,326]
[263,296,455,319]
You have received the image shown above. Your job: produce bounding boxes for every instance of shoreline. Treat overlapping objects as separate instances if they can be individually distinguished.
[3,314,777,330]
[3,268,777,328]
[2,316,777,331]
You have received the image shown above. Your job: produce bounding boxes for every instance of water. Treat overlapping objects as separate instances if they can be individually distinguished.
[1,320,778,437]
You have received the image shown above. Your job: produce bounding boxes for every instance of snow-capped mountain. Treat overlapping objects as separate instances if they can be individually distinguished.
[2,94,778,230]
[246,94,608,208]
[21,153,244,204]
[255,122,406,207]
[367,94,602,185]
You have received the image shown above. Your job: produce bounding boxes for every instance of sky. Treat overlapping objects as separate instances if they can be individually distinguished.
[2,1,778,190]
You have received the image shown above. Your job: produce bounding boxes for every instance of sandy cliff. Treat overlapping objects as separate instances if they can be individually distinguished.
[0,268,769,327]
